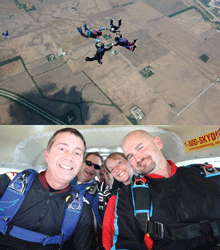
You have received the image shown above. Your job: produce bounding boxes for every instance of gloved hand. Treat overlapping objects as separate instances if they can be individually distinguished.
[98,181,111,212]
[100,27,105,30]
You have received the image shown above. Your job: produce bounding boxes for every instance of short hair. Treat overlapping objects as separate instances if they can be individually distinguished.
[115,36,119,41]
[103,152,127,173]
[46,128,86,152]
[84,152,104,165]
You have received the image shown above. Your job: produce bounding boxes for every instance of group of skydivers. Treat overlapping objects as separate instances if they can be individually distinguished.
[77,18,138,65]
[1,127,220,250]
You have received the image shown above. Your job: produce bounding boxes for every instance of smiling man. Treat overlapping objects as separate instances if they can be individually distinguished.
[0,128,96,250]
[123,130,169,178]
[45,129,85,190]
[71,152,103,226]
[103,130,220,250]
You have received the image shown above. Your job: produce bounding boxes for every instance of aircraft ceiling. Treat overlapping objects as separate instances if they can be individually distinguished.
[0,125,219,172]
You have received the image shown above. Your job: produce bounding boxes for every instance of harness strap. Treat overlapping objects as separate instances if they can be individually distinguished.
[0,170,83,246]
[6,225,66,246]
[187,164,220,178]
[148,219,220,240]
[131,174,152,233]
[0,169,36,222]
[131,167,220,242]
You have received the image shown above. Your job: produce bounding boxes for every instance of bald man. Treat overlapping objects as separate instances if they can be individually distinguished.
[102,130,220,250]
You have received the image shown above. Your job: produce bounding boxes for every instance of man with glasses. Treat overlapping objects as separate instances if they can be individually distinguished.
[71,152,103,225]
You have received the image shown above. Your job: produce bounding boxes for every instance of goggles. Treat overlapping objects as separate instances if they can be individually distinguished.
[85,160,101,170]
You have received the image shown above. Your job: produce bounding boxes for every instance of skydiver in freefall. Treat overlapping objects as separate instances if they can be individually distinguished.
[2,30,10,37]
[105,18,122,34]
[113,34,138,51]
[77,22,104,40]
[85,40,113,65]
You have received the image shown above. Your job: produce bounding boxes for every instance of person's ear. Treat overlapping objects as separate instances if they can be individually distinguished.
[153,136,163,150]
[45,150,49,163]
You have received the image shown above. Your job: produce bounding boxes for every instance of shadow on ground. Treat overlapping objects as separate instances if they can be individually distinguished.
[8,83,111,125]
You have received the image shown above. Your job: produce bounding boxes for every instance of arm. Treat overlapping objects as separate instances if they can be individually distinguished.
[95,41,101,49]
[102,195,117,250]
[104,44,113,51]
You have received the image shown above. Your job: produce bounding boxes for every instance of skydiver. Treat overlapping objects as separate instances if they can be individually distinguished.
[85,41,113,65]
[2,30,10,37]
[106,18,122,34]
[113,34,138,51]
[77,22,104,40]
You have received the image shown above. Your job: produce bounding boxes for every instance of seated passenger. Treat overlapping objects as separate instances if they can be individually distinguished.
[98,152,134,216]
[104,152,134,186]
[0,128,95,250]
[101,152,135,250]
[71,152,103,225]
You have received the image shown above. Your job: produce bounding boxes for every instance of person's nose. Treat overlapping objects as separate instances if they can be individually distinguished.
[64,150,75,162]
[114,164,120,173]
[134,153,141,166]
[88,163,95,170]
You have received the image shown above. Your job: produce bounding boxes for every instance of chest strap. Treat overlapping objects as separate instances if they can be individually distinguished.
[148,219,220,240]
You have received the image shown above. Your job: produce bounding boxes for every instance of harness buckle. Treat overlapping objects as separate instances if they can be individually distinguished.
[42,235,50,246]
[154,221,164,238]
[133,174,146,186]
[68,192,81,210]
[8,174,28,194]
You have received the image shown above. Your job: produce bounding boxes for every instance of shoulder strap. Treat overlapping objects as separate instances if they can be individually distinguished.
[0,170,83,246]
[185,163,220,177]
[0,169,37,234]
[60,189,83,240]
[0,169,37,222]
[131,173,152,234]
